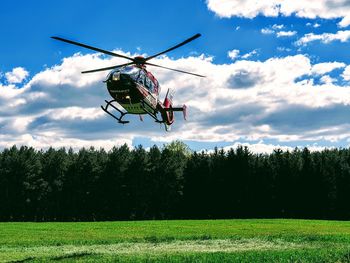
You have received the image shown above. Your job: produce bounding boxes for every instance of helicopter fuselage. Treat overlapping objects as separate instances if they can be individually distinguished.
[101,65,185,129]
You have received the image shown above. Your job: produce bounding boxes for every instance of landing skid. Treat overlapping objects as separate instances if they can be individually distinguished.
[140,100,164,123]
[101,99,129,124]
[140,100,173,131]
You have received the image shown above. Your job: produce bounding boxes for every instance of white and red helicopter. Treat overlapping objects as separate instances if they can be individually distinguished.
[51,34,204,131]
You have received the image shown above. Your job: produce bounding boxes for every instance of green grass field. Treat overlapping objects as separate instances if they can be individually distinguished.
[1,219,350,262]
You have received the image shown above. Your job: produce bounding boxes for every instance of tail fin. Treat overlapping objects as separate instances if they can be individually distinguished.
[161,88,187,130]
[163,88,173,106]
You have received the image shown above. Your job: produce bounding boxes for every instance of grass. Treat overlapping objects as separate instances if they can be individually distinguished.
[1,219,350,262]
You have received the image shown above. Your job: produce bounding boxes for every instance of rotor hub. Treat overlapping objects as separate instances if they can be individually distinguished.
[133,56,146,65]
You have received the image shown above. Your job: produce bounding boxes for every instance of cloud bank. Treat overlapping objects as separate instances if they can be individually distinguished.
[1,49,350,151]
[207,0,350,27]
[296,30,350,45]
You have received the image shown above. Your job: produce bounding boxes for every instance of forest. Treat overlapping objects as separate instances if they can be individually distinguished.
[1,141,350,221]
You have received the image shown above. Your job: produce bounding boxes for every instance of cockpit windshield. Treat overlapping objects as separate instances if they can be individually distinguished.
[107,66,141,81]
[119,66,140,76]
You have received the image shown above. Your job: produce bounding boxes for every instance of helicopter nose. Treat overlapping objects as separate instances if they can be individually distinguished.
[106,72,136,96]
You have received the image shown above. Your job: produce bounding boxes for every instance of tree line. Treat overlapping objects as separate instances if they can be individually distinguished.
[1,142,350,221]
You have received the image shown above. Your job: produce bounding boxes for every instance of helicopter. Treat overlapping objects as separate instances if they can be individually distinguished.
[51,34,204,131]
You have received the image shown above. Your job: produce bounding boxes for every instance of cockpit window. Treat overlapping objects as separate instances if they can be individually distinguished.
[137,70,145,85]
[120,66,140,75]
[107,66,141,81]
[145,77,154,92]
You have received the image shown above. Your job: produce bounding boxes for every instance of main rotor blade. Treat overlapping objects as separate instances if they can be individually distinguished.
[145,33,201,61]
[81,62,134,74]
[51,36,135,62]
[145,62,205,77]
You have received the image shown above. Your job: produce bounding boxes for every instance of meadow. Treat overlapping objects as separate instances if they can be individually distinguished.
[1,219,350,262]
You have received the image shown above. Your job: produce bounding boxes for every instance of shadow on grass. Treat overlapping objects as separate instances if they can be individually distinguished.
[9,257,35,263]
[9,252,94,262]
[51,251,94,261]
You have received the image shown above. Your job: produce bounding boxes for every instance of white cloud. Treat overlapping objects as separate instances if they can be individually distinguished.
[5,67,29,84]
[306,22,321,28]
[49,107,104,120]
[222,142,293,154]
[320,75,337,84]
[0,133,133,151]
[342,65,350,81]
[261,28,274,35]
[338,16,350,28]
[272,24,284,30]
[12,116,34,132]
[221,142,329,154]
[311,62,346,75]
[207,0,350,26]
[276,30,297,37]
[277,46,292,52]
[227,49,240,60]
[261,27,297,38]
[241,49,258,59]
[207,0,279,18]
[29,53,108,88]
[296,30,350,45]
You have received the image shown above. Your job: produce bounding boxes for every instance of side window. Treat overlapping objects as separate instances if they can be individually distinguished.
[154,80,159,94]
[149,80,154,93]
[145,77,152,91]
[137,71,145,85]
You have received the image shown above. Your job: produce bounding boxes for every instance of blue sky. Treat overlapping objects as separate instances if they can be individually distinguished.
[2,0,350,152]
